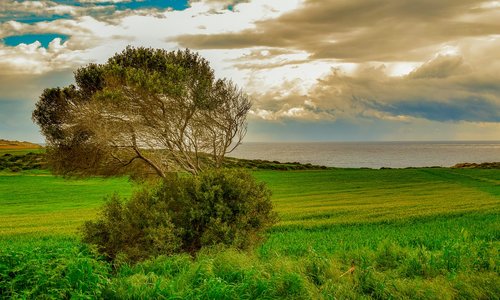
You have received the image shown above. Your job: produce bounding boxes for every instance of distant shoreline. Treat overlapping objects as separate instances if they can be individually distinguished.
[1,139,499,170]
[1,149,499,172]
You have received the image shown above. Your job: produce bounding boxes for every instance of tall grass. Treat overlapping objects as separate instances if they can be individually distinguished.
[0,237,109,299]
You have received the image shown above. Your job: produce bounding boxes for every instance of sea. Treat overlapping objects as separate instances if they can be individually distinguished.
[229,141,500,169]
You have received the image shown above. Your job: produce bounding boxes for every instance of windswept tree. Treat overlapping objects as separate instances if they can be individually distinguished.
[33,47,251,178]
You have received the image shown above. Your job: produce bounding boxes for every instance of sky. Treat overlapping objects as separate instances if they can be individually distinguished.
[0,0,499,143]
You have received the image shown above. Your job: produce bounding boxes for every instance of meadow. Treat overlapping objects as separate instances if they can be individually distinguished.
[0,166,499,299]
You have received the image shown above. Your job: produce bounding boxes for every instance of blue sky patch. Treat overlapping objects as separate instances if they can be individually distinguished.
[227,1,249,11]
[2,34,70,48]
[114,0,189,11]
[0,14,72,24]
[50,0,189,11]
[47,0,83,7]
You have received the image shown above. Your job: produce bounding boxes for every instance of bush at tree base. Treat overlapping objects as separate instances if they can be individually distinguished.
[81,169,277,262]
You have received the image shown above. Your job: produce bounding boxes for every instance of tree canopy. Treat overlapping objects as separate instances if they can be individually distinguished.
[33,47,251,178]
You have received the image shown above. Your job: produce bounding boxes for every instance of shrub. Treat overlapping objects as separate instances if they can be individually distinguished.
[81,192,182,263]
[82,169,277,262]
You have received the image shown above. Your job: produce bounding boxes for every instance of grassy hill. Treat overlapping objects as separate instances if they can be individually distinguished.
[0,140,44,172]
[0,139,42,150]
[0,167,498,299]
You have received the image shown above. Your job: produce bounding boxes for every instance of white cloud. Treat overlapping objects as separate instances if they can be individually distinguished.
[0,39,85,74]
[0,1,47,11]
[46,4,79,16]
[0,1,79,18]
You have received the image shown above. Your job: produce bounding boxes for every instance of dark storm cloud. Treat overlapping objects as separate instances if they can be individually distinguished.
[369,98,500,122]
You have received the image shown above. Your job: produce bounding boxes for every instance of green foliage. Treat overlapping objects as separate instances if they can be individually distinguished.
[161,169,277,253]
[2,233,498,299]
[221,157,327,170]
[0,152,45,172]
[103,249,315,299]
[81,193,181,263]
[32,86,79,142]
[82,169,277,262]
[0,238,109,299]
[0,149,327,174]
[101,241,499,299]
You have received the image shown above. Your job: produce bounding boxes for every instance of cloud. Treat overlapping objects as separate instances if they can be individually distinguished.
[0,0,184,25]
[0,1,85,23]
[1,18,97,47]
[0,38,86,74]
[370,98,500,122]
[0,69,74,142]
[0,69,73,101]
[244,118,500,142]
[176,0,500,62]
[408,55,468,79]
[249,50,500,124]
[1,1,302,64]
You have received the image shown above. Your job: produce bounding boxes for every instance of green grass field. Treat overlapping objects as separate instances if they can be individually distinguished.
[0,171,134,236]
[1,168,499,299]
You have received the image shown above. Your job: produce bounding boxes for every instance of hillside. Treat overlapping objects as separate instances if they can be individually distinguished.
[0,139,42,149]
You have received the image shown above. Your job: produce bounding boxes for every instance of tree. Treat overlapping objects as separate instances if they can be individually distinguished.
[33,47,251,178]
